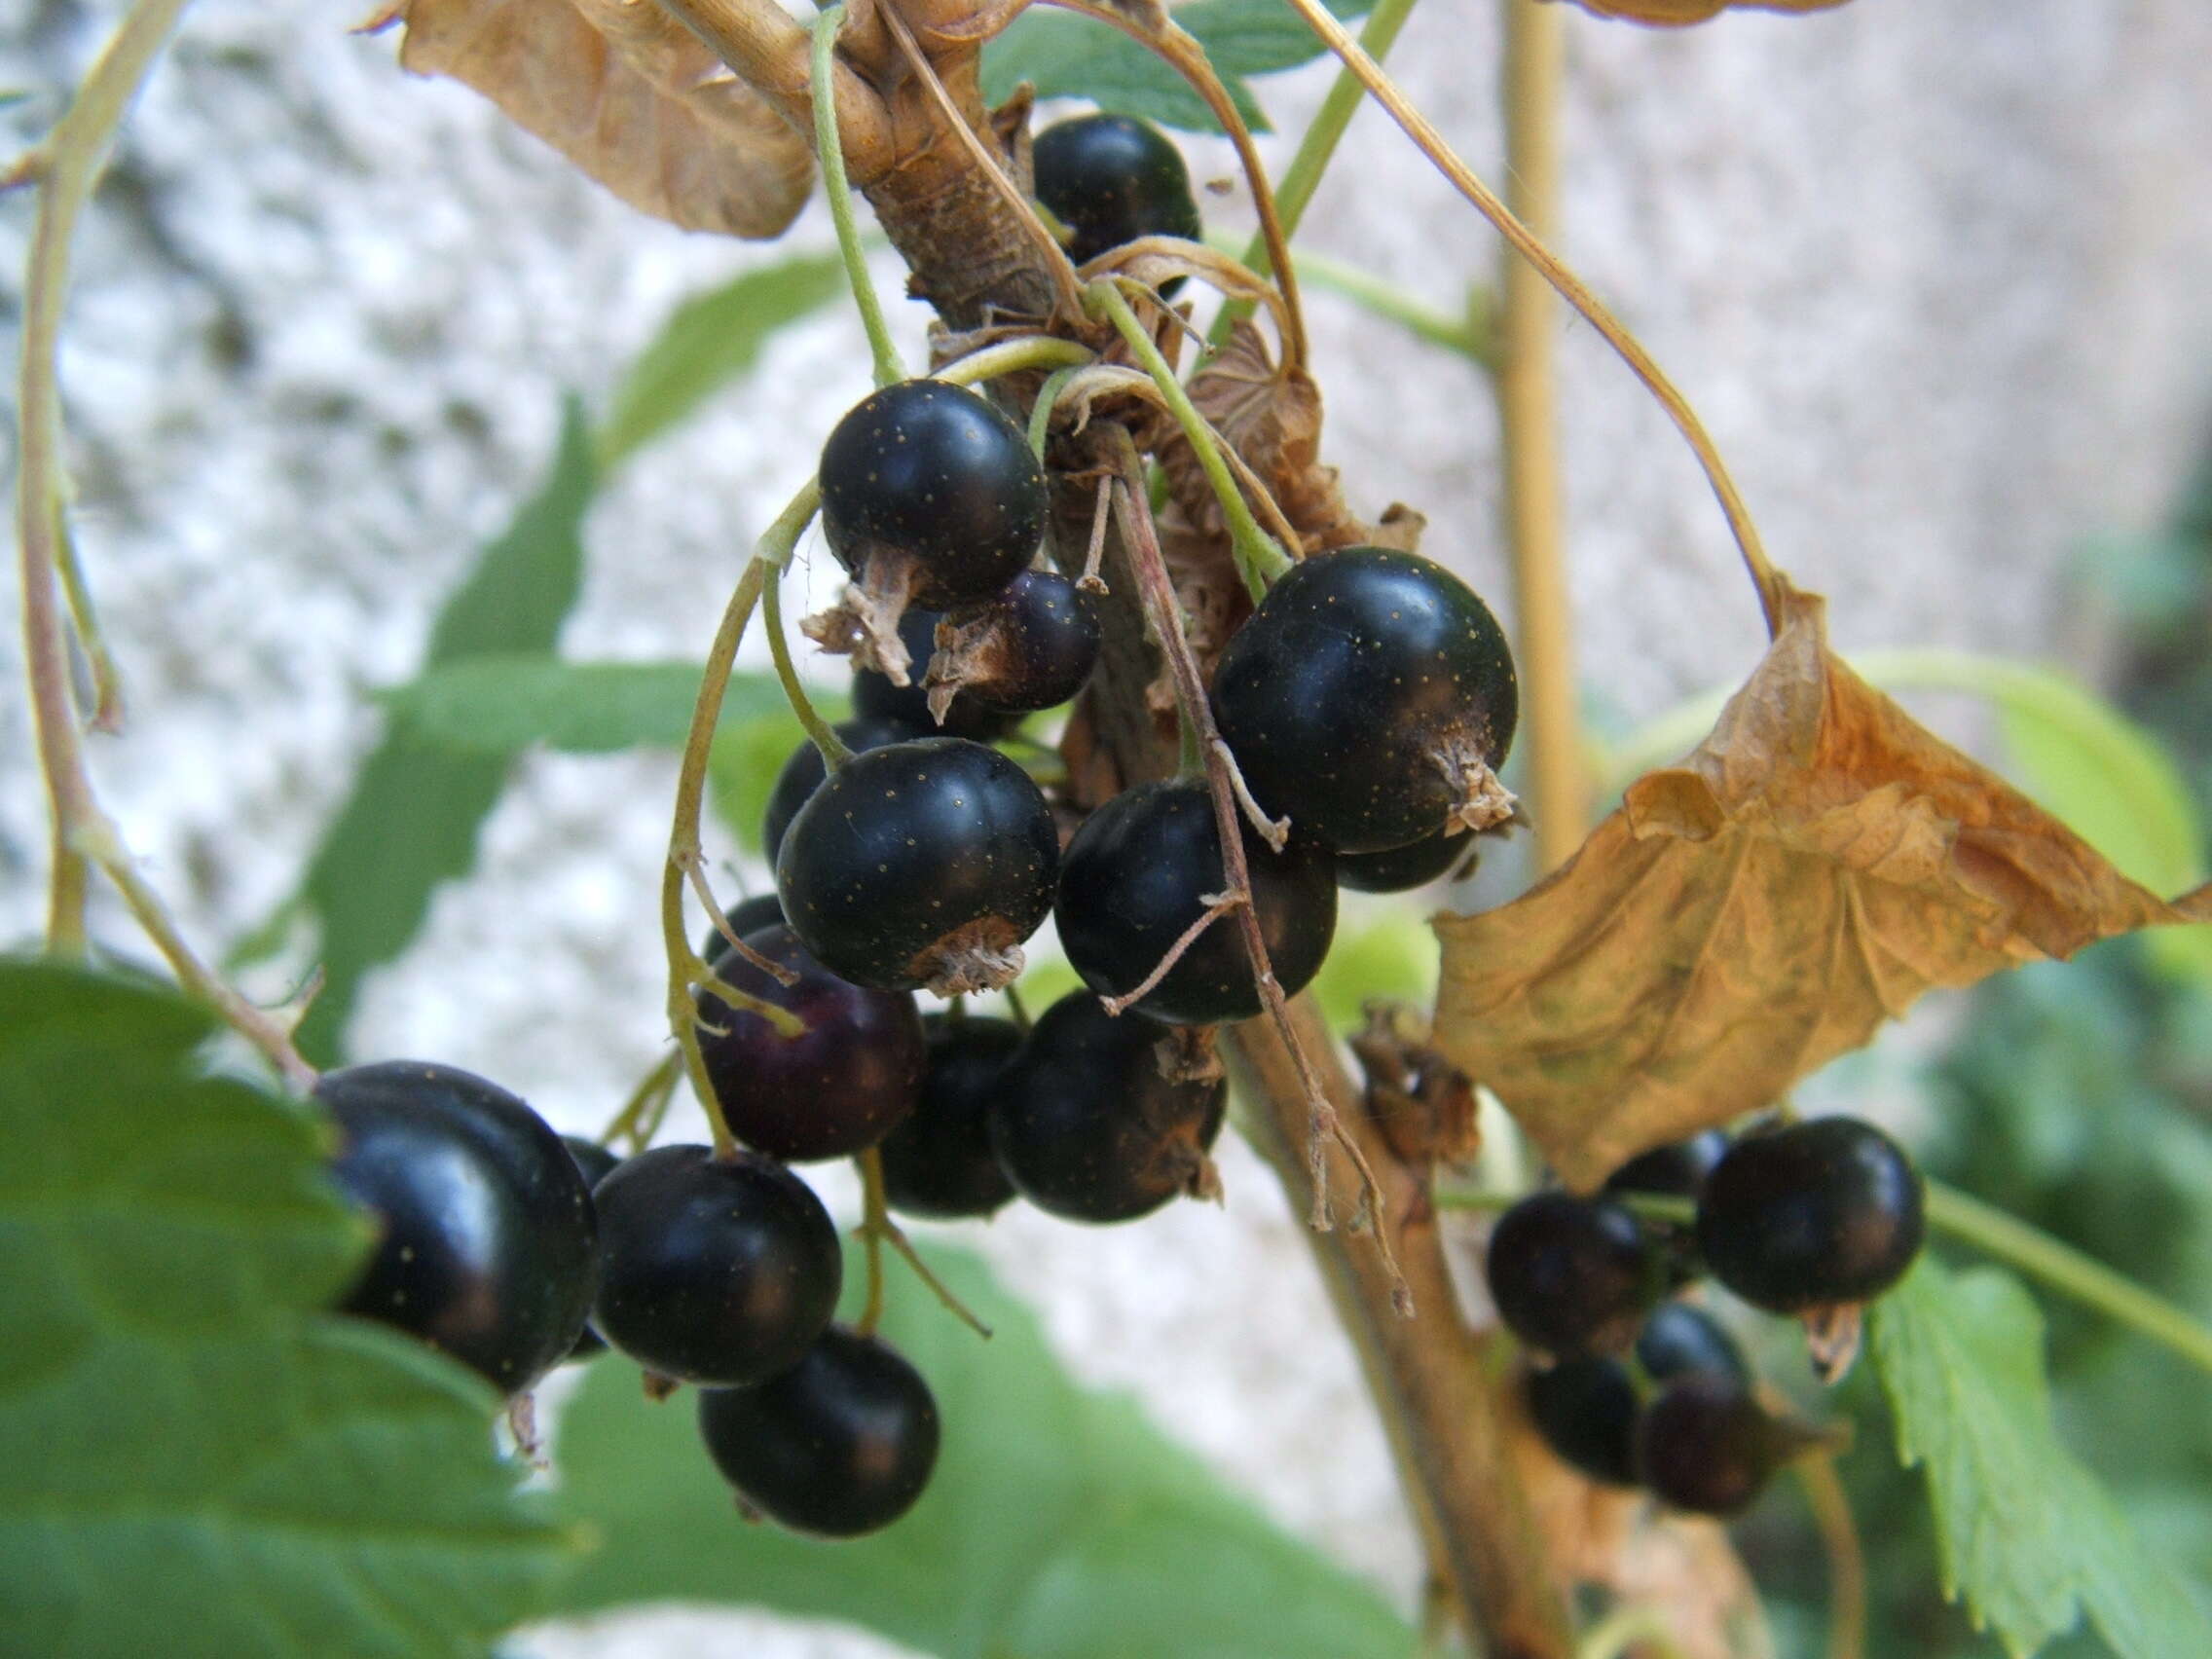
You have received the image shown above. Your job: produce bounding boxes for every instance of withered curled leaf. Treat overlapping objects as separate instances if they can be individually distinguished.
[1435,579,2212,1190]
[397,0,814,238]
[1568,0,1850,23]
[1180,321,1366,555]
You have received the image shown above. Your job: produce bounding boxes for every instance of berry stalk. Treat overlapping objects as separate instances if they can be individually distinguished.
[812,6,904,387]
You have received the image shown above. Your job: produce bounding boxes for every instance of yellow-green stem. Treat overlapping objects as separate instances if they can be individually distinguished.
[813,5,903,387]
[1084,278,1290,601]
[763,564,850,769]
[1497,0,1586,871]
[934,334,1093,390]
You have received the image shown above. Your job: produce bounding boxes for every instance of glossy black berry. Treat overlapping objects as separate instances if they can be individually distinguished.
[1695,1117,1925,1312]
[589,1144,842,1386]
[1605,1130,1731,1287]
[317,1061,597,1394]
[1212,547,1520,855]
[853,606,1022,741]
[696,923,926,1161]
[777,737,1059,995]
[879,1014,1022,1220]
[819,379,1048,609]
[697,1326,940,1537]
[561,1135,622,1360]
[1604,1131,1731,1204]
[761,716,923,866]
[1636,1375,1794,1517]
[1486,1191,1663,1358]
[1033,114,1202,272]
[698,892,787,968]
[1055,778,1337,1025]
[1334,826,1476,894]
[989,990,1227,1223]
[927,570,1100,715]
[1524,1303,1751,1488]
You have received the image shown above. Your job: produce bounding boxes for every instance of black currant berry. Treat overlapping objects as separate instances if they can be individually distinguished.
[853,605,1022,741]
[1524,1303,1750,1488]
[761,716,923,866]
[698,892,787,968]
[819,379,1048,610]
[1605,1129,1731,1287]
[697,1325,940,1538]
[1212,547,1520,855]
[1334,826,1476,894]
[1486,1191,1663,1358]
[1635,1375,1799,1518]
[1525,1357,1641,1487]
[589,1144,843,1386]
[989,990,1227,1223]
[776,737,1059,996]
[317,1061,597,1394]
[1695,1117,1925,1313]
[1033,113,1202,271]
[879,1014,1022,1220]
[561,1135,622,1361]
[927,569,1101,717]
[1604,1131,1731,1204]
[1055,778,1337,1025]
[696,923,926,1162]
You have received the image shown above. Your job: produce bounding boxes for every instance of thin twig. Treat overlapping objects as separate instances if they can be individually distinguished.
[1100,891,1244,1014]
[1277,0,1784,638]
[762,562,852,769]
[1079,473,1113,591]
[1215,737,1289,851]
[1794,1452,1868,1659]
[813,5,903,387]
[1497,0,1586,872]
[55,518,125,730]
[600,1049,683,1152]
[1214,0,1423,350]
[1107,451,1405,1309]
[854,1147,993,1339]
[679,852,799,984]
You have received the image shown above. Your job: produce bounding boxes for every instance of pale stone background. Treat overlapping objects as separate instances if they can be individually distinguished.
[4,0,2211,1653]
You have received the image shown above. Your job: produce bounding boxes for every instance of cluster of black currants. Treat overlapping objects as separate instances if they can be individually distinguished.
[313,1060,938,1536]
[1486,1118,1925,1516]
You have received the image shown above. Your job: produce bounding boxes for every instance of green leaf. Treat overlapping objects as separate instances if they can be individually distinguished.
[552,1247,1416,1659]
[1310,908,1437,1030]
[380,657,790,756]
[1182,0,1373,77]
[982,10,1271,134]
[0,959,576,1657]
[1870,1253,2212,1658]
[596,252,847,468]
[284,404,597,1064]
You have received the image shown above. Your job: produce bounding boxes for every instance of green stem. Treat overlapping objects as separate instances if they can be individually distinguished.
[1213,233,1491,364]
[1084,278,1290,601]
[1209,0,1422,350]
[932,334,1092,389]
[1925,1179,2212,1380]
[55,517,125,730]
[1435,1180,2212,1380]
[1575,1608,1694,1659]
[1027,364,1084,461]
[763,562,850,769]
[813,5,902,387]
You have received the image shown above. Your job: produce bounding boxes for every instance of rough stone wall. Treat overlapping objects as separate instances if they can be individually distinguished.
[4,1,2210,1653]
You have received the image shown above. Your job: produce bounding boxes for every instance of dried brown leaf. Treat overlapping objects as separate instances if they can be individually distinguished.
[1568,0,1849,23]
[1181,320,1367,554]
[398,0,813,238]
[1435,578,2212,1189]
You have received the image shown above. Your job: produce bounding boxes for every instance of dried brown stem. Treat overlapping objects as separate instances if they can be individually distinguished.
[1100,890,1244,1015]
[1107,451,1398,1291]
[1278,0,1783,639]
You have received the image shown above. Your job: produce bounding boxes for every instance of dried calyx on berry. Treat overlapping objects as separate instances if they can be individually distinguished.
[1212,547,1520,856]
[924,569,1100,719]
